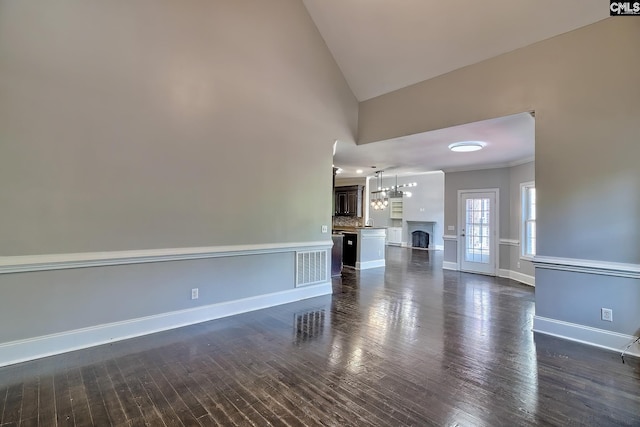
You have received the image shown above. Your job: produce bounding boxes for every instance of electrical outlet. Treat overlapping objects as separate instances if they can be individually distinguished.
[321,225,328,233]
[517,262,521,268]
[601,308,613,322]
[191,288,199,300]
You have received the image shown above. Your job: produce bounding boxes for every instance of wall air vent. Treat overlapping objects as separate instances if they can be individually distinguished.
[296,250,328,287]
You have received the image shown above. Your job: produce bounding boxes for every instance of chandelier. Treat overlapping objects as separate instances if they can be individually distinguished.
[370,171,417,210]
[370,171,388,210]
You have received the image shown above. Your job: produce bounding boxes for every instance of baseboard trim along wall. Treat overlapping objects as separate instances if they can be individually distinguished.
[356,259,386,270]
[0,281,332,368]
[533,255,640,279]
[533,316,640,358]
[442,261,459,271]
[498,269,535,286]
[0,241,332,274]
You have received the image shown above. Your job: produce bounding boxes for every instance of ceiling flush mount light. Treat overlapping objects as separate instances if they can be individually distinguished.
[448,141,486,152]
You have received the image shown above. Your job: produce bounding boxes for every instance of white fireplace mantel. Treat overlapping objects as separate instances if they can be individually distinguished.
[400,221,435,249]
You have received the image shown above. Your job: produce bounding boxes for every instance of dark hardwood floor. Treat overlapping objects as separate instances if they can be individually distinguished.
[1,247,639,426]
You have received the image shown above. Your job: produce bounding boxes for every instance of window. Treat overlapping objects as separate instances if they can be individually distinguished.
[521,182,536,258]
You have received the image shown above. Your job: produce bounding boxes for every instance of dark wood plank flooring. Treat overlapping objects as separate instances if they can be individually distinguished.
[1,247,638,426]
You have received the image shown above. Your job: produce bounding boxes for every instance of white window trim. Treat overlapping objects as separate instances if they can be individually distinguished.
[520,181,536,261]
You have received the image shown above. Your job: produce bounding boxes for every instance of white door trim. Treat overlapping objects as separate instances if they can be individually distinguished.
[457,188,499,276]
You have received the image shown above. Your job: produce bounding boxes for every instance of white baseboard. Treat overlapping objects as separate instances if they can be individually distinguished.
[498,268,535,286]
[443,261,459,271]
[533,316,640,358]
[356,259,385,270]
[0,282,332,368]
[511,270,535,286]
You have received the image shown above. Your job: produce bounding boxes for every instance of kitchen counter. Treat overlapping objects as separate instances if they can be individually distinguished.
[341,227,386,270]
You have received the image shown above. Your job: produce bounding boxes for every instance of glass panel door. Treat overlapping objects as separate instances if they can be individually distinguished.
[459,191,496,275]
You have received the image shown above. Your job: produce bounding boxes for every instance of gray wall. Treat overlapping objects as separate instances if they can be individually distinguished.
[0,253,294,343]
[0,1,356,347]
[444,167,511,246]
[0,0,357,256]
[359,19,640,336]
[536,269,640,331]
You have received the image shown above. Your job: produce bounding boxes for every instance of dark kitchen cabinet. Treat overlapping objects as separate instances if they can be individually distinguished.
[334,185,362,217]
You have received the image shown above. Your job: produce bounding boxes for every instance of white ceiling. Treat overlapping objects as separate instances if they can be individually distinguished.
[333,112,534,178]
[303,1,607,177]
[303,0,608,102]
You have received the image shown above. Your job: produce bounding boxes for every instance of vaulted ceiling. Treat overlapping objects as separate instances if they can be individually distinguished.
[303,1,608,177]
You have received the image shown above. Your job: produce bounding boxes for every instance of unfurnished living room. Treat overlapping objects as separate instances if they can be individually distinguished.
[0,1,639,426]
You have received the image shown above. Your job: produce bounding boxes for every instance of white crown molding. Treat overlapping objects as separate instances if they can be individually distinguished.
[533,255,640,279]
[499,238,520,246]
[442,156,534,174]
[0,241,333,274]
[442,235,457,241]
[508,156,536,168]
[0,282,332,368]
[533,316,640,358]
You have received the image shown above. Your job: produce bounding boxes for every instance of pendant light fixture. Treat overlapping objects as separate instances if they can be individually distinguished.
[370,171,389,210]
[388,175,417,198]
[371,171,417,210]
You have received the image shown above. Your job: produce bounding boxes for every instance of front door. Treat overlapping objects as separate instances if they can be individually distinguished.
[458,190,498,275]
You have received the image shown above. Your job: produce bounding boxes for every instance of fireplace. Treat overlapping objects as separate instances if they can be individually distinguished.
[412,230,430,248]
[406,221,435,250]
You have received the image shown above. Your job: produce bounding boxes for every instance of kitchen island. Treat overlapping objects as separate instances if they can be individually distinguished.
[334,227,386,270]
